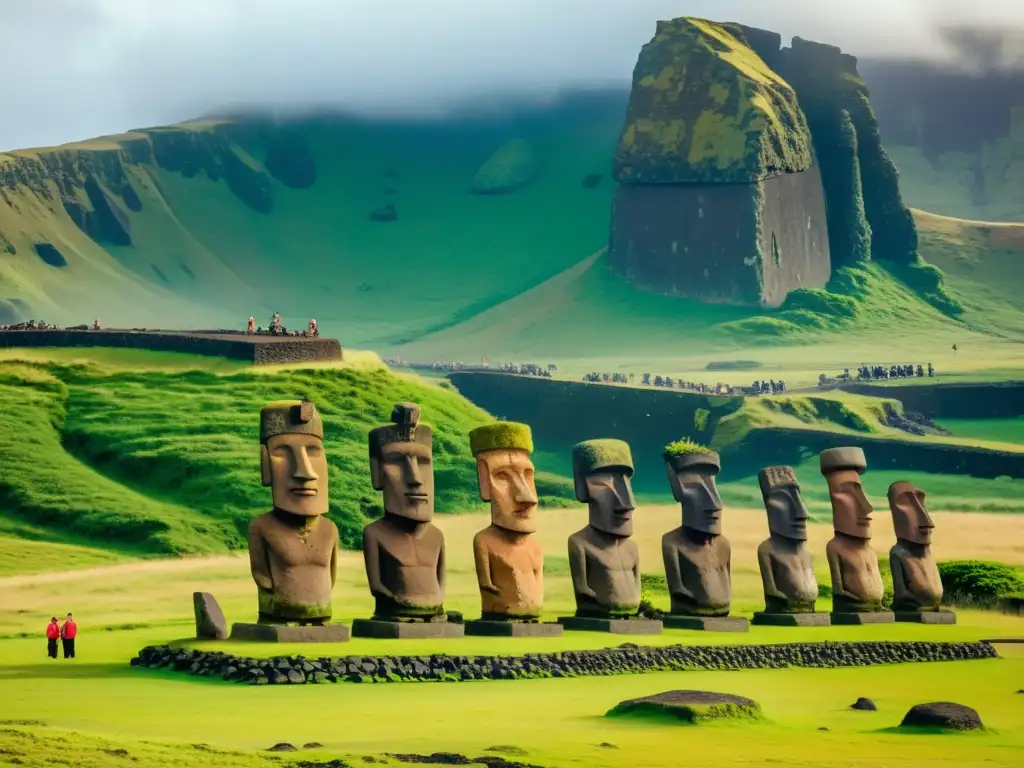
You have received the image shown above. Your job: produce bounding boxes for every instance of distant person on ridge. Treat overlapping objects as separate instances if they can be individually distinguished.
[60,613,77,659]
[46,617,60,659]
[247,316,255,334]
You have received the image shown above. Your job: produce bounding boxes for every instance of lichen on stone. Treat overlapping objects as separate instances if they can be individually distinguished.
[614,17,813,184]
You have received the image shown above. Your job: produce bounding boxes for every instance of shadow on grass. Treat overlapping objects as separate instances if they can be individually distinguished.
[0,663,142,681]
[875,725,992,737]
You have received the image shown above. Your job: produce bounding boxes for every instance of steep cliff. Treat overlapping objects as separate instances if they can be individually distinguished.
[609,18,831,308]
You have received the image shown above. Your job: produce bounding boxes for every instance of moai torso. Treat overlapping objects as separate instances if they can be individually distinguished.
[827,535,884,612]
[474,525,544,618]
[569,526,640,617]
[364,516,445,618]
[663,527,732,616]
[249,511,339,621]
[890,542,944,612]
[757,538,818,613]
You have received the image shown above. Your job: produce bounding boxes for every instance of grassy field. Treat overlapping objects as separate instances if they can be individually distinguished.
[1,506,1023,767]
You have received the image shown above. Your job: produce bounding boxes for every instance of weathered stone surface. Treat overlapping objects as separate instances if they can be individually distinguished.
[351,619,464,639]
[193,592,228,640]
[130,640,999,685]
[608,162,830,307]
[895,611,956,624]
[558,617,663,634]
[752,612,830,627]
[850,697,877,711]
[662,615,749,632]
[470,139,540,195]
[614,18,812,184]
[464,620,563,637]
[607,690,762,723]
[900,702,983,731]
[230,622,350,643]
[830,612,895,625]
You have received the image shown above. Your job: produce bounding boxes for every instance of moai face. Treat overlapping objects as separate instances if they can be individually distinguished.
[573,439,637,538]
[888,481,934,545]
[260,401,328,517]
[666,452,724,535]
[759,466,809,541]
[477,449,539,533]
[820,447,872,539]
[369,403,434,523]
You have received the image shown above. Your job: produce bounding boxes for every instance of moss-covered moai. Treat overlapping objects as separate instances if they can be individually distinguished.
[352,403,463,639]
[751,466,830,627]
[230,400,349,643]
[558,439,662,634]
[888,481,955,624]
[465,422,563,637]
[821,447,894,625]
[660,441,748,632]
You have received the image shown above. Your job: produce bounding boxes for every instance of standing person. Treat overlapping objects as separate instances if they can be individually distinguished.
[46,618,60,659]
[60,613,77,659]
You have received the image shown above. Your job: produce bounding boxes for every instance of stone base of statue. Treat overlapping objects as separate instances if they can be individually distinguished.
[465,619,564,637]
[557,616,663,634]
[829,611,896,625]
[752,612,831,627]
[229,622,351,643]
[895,610,956,624]
[351,618,465,639]
[662,615,750,632]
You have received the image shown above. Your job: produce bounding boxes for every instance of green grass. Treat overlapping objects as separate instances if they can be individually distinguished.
[938,417,1024,444]
[0,536,130,577]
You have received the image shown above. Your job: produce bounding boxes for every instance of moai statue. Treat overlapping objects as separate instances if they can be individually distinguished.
[352,403,463,638]
[821,447,894,624]
[558,439,662,634]
[888,481,955,623]
[661,445,748,632]
[751,466,829,626]
[230,400,349,642]
[465,422,562,636]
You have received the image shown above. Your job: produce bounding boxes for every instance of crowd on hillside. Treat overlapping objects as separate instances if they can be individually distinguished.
[582,371,737,395]
[1,317,102,331]
[818,363,936,386]
[385,358,556,377]
[245,312,320,337]
[749,379,789,395]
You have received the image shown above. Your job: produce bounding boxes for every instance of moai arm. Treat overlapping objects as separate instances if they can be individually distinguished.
[329,538,338,587]
[827,544,850,599]
[661,535,688,600]
[248,520,273,591]
[568,536,597,599]
[362,527,392,599]
[473,533,499,594]
[889,550,909,607]
[437,533,447,595]
[757,544,782,600]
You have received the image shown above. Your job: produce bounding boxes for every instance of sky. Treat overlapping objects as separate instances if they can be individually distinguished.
[1,0,1022,151]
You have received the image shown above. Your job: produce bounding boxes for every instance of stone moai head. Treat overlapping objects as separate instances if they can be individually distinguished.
[820,447,872,539]
[888,481,934,545]
[664,445,724,536]
[469,421,539,534]
[369,403,434,522]
[259,400,328,517]
[758,465,809,541]
[572,439,636,537]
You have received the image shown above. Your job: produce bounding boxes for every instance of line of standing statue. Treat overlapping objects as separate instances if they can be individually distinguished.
[227,400,954,643]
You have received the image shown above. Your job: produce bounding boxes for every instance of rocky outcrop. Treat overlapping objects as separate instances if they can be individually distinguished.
[609,18,829,307]
[470,139,540,195]
[262,127,316,189]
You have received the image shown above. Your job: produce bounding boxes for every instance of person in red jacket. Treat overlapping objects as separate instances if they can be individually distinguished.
[46,617,60,659]
[60,613,77,659]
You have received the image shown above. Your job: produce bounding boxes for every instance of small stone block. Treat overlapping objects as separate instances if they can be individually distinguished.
[464,620,564,637]
[662,615,750,632]
[752,612,832,627]
[895,611,956,624]
[350,619,465,639]
[829,611,896,625]
[229,623,351,643]
[557,616,663,634]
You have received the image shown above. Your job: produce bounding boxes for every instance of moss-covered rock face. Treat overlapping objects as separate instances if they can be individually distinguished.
[614,18,813,184]
[470,138,541,195]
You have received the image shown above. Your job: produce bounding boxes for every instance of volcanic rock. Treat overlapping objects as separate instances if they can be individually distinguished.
[192,592,228,640]
[899,702,983,731]
[850,697,877,711]
[606,690,762,723]
[267,742,298,752]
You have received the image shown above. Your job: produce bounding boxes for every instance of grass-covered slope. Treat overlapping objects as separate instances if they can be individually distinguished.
[0,350,573,557]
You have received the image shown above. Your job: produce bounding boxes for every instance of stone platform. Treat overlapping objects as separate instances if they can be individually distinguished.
[662,615,750,632]
[229,623,351,643]
[895,611,956,624]
[465,620,563,637]
[351,619,465,639]
[752,612,831,627]
[558,616,663,634]
[0,328,342,365]
[830,611,896,625]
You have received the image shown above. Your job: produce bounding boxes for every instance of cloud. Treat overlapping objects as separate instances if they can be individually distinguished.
[0,0,1021,151]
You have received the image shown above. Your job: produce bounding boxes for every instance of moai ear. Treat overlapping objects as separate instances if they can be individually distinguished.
[573,470,590,503]
[665,462,684,502]
[260,445,272,487]
[369,456,384,491]
[476,457,492,502]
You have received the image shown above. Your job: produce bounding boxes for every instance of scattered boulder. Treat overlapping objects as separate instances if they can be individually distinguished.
[581,173,603,189]
[262,128,317,189]
[470,139,540,195]
[267,743,298,752]
[192,592,228,640]
[598,743,618,749]
[221,144,273,213]
[303,742,324,749]
[33,243,67,268]
[368,203,397,222]
[850,697,877,711]
[606,690,762,724]
[446,611,464,624]
[899,702,983,731]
